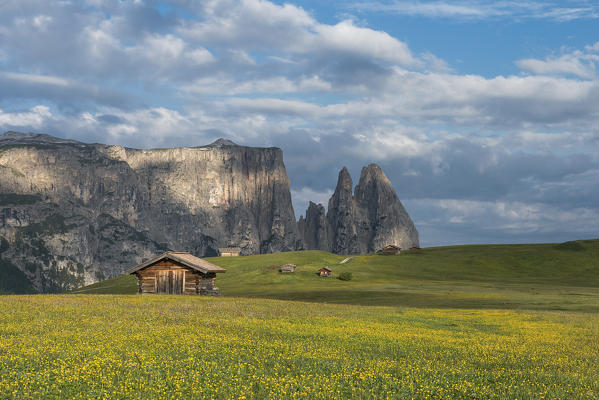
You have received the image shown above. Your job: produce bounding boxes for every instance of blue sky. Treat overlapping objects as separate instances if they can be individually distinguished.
[1,0,598,246]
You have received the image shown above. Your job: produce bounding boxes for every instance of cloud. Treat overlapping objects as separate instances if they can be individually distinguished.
[184,75,331,95]
[313,20,418,66]
[208,68,599,132]
[1,0,598,246]
[406,197,599,246]
[0,72,137,109]
[177,0,315,51]
[178,1,419,67]
[350,1,599,21]
[352,1,494,18]
[516,47,599,79]
[0,106,53,128]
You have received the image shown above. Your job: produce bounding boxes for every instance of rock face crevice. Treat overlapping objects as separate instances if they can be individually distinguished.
[299,164,419,255]
[0,132,300,292]
[298,201,329,251]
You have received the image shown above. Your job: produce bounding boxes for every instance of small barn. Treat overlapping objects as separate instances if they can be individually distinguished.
[382,245,401,255]
[127,251,226,295]
[280,264,296,273]
[319,267,332,277]
[219,247,241,257]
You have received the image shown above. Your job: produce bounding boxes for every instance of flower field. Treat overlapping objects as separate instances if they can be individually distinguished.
[0,295,598,399]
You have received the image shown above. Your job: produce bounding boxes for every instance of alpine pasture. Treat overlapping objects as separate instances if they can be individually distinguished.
[1,240,599,399]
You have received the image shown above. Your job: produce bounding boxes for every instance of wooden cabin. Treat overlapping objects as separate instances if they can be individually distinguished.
[280,264,296,273]
[381,245,401,255]
[319,267,332,277]
[127,252,226,295]
[218,247,241,257]
[409,246,421,252]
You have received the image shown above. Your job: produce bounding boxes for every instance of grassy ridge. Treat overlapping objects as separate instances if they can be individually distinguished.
[73,239,599,311]
[1,295,598,399]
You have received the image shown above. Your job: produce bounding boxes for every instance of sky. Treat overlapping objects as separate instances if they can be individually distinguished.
[0,0,598,247]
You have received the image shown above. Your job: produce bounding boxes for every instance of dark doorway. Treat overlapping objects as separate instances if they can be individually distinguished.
[156,270,184,294]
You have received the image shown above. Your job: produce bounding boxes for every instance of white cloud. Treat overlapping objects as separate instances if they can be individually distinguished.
[177,0,315,50]
[0,106,53,128]
[32,15,53,30]
[226,98,322,116]
[133,34,215,66]
[313,20,418,66]
[351,1,599,21]
[184,75,331,95]
[0,71,70,87]
[516,50,599,79]
[352,1,492,18]
[211,67,599,132]
[1,0,599,245]
[586,42,599,52]
[417,197,599,239]
[178,1,418,67]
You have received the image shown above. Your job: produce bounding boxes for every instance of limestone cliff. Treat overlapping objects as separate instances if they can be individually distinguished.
[353,164,420,253]
[298,201,329,251]
[0,131,300,292]
[327,168,360,254]
[301,164,419,255]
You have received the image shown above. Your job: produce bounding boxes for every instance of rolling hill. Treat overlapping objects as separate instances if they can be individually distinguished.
[71,239,599,311]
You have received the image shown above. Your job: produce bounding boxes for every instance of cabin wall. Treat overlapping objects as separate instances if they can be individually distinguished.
[200,272,220,295]
[135,259,203,295]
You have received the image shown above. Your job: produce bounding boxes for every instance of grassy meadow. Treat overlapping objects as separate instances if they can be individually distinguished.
[2,239,598,399]
[1,295,598,399]
[76,239,599,312]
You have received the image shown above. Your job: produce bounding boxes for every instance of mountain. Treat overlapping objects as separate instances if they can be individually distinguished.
[0,132,420,293]
[300,164,419,254]
[0,131,301,292]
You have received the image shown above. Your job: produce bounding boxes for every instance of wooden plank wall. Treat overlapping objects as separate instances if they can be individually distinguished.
[135,259,202,295]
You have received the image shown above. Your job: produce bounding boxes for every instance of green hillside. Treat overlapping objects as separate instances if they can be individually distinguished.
[72,239,599,311]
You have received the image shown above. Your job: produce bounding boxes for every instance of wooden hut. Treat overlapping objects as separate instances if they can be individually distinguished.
[218,247,241,257]
[409,246,421,252]
[280,264,296,273]
[381,245,401,255]
[319,267,332,277]
[127,252,226,295]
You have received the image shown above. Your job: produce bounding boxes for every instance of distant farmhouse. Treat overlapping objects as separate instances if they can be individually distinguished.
[319,267,332,277]
[127,252,225,295]
[381,245,401,255]
[280,264,296,273]
[219,247,241,257]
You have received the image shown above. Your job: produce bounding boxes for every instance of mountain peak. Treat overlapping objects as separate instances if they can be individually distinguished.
[207,138,239,147]
[0,131,84,146]
[358,163,392,187]
[335,166,353,191]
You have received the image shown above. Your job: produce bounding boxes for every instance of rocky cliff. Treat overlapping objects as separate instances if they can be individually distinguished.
[0,132,301,292]
[299,164,419,255]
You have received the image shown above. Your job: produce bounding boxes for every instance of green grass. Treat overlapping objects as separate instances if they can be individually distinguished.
[1,295,598,399]
[74,239,599,311]
[10,240,599,398]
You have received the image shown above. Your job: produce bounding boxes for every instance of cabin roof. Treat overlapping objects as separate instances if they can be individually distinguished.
[383,244,400,250]
[127,251,226,275]
[218,247,241,252]
[320,267,332,272]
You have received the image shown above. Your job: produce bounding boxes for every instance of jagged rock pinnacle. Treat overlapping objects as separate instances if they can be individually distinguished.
[301,163,419,254]
[208,138,239,147]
